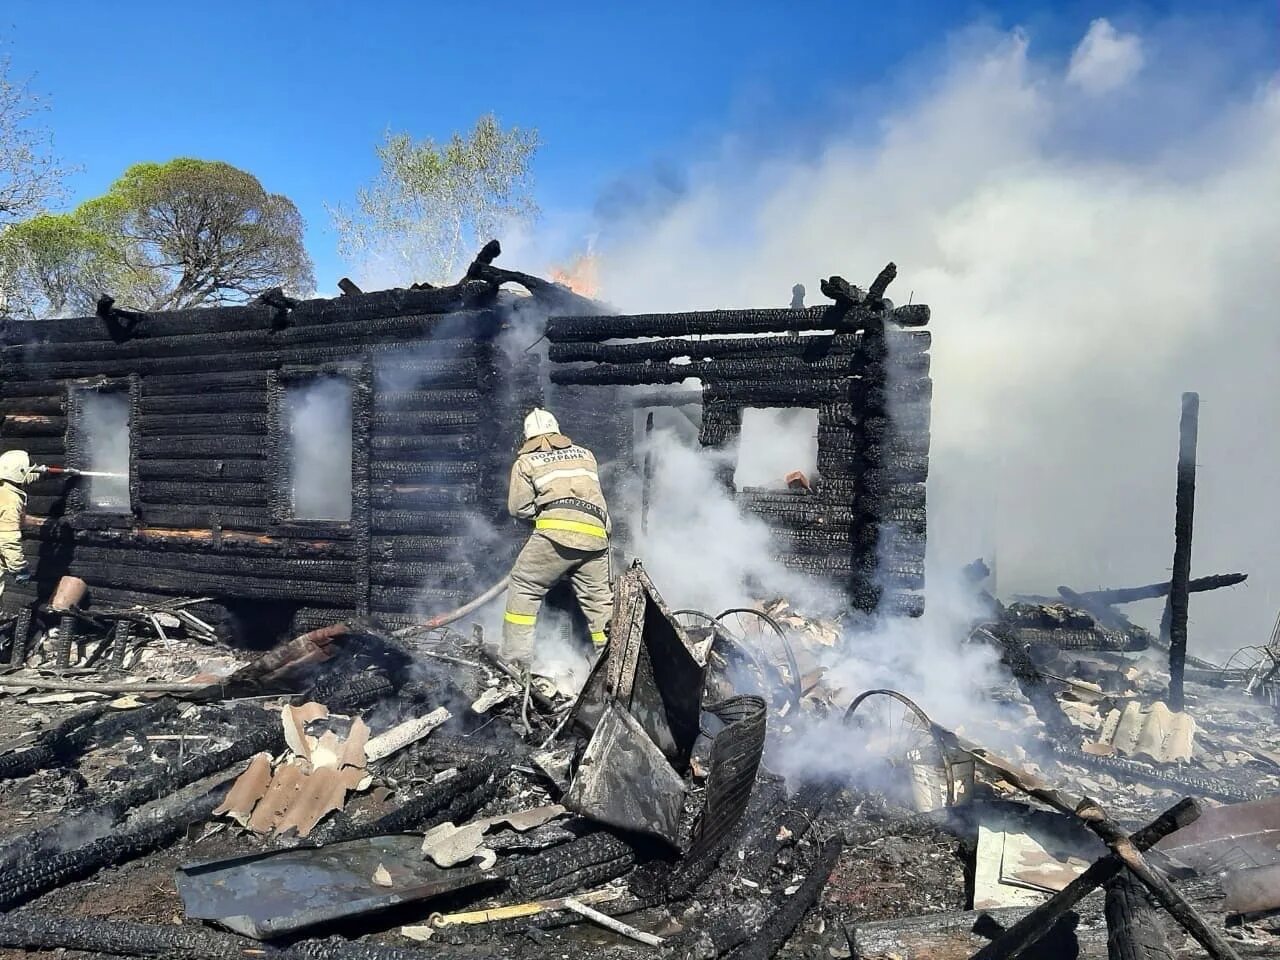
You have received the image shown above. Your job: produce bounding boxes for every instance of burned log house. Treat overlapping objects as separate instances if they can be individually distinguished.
[0,250,931,652]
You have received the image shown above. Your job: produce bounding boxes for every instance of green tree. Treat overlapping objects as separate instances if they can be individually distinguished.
[1,158,314,319]
[330,114,539,285]
[0,213,124,318]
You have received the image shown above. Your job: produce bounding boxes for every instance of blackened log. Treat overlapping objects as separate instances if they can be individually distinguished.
[138,481,270,506]
[0,395,63,415]
[370,585,472,613]
[140,391,267,416]
[509,831,639,899]
[1,284,497,347]
[544,303,928,343]
[338,277,363,295]
[1167,392,1199,712]
[371,509,478,535]
[369,561,476,587]
[370,460,482,481]
[138,436,266,459]
[1,414,65,436]
[68,563,357,605]
[372,409,481,433]
[370,434,478,456]
[136,459,266,481]
[867,262,898,303]
[547,330,930,365]
[1078,573,1246,606]
[139,412,267,435]
[370,535,467,561]
[375,388,484,410]
[70,547,355,583]
[12,332,487,381]
[0,436,64,456]
[1106,872,1175,960]
[371,483,480,508]
[0,781,229,911]
[0,912,265,959]
[730,835,844,960]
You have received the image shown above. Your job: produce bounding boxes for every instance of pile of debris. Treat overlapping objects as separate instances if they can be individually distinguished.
[0,562,1276,960]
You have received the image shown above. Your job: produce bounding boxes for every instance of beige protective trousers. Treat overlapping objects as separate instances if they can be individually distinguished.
[502,533,612,668]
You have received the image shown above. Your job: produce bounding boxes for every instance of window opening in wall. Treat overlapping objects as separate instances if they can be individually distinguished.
[285,377,353,521]
[75,388,131,511]
[733,408,819,491]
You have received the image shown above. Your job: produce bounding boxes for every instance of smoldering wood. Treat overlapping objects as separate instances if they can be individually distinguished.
[1167,392,1200,712]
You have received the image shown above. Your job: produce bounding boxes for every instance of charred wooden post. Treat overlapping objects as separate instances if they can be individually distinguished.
[110,619,132,669]
[1106,872,1175,960]
[640,411,655,534]
[55,611,77,668]
[1167,392,1200,712]
[7,607,31,667]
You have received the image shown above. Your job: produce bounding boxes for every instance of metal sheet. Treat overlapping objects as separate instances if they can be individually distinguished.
[1155,795,1280,872]
[569,563,706,772]
[563,700,687,845]
[686,695,766,862]
[176,835,494,939]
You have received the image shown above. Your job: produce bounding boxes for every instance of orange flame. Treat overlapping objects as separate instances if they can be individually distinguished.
[549,251,600,299]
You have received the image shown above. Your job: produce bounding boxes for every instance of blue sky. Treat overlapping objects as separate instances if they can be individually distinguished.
[2,0,1269,291]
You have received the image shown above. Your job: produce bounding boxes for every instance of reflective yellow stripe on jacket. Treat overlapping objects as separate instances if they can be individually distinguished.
[535,517,607,539]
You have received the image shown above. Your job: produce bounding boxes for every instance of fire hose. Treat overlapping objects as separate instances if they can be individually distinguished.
[392,575,510,637]
[31,466,126,479]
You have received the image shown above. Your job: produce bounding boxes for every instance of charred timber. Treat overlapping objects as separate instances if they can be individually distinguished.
[544,303,929,343]
[547,330,931,365]
[1167,392,1199,712]
[0,783,229,911]
[730,835,845,960]
[1106,873,1175,960]
[1078,572,1246,606]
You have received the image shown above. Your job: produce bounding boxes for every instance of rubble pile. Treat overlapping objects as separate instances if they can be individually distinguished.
[0,560,1275,960]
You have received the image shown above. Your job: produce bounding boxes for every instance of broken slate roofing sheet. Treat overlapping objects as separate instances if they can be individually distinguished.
[213,703,371,838]
[1093,701,1197,763]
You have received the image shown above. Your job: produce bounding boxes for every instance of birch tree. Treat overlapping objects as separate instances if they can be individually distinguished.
[330,114,539,285]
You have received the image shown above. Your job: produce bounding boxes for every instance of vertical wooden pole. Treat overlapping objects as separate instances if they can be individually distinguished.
[641,411,655,534]
[1167,392,1199,712]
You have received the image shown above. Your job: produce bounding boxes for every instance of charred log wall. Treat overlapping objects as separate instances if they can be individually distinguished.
[544,298,931,616]
[0,286,537,640]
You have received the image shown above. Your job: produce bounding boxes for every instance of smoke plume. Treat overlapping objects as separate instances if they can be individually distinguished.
[583,17,1280,658]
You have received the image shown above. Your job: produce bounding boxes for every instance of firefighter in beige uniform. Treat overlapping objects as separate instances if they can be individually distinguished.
[0,450,37,601]
[502,409,613,667]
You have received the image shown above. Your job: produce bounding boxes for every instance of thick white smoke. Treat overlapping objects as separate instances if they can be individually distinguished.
[583,19,1280,660]
[287,377,354,521]
[79,391,130,510]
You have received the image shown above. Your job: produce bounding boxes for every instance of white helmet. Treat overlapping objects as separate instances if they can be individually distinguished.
[523,408,560,440]
[0,450,31,485]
